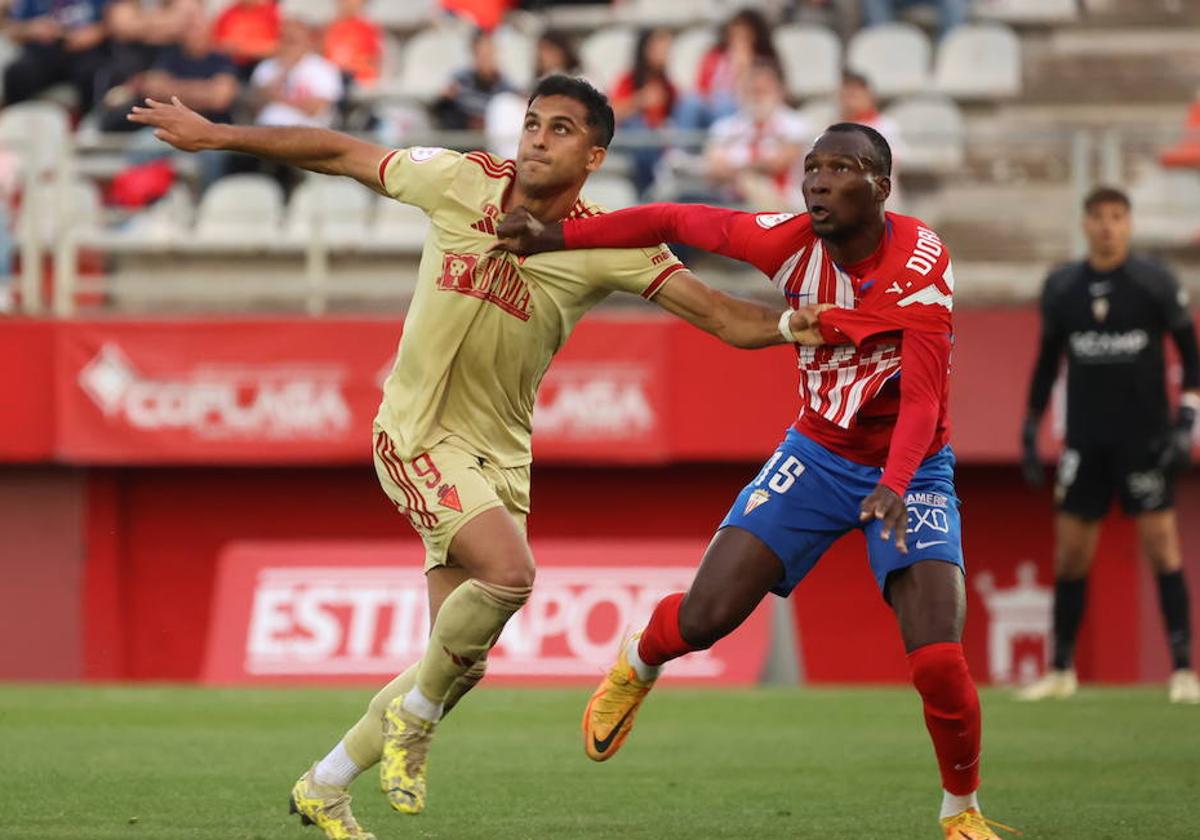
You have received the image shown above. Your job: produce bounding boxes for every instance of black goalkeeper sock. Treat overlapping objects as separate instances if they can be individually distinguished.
[1052,577,1088,671]
[1157,570,1193,671]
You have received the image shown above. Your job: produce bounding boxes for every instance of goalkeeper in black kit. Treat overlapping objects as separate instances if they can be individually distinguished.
[1020,186,1199,704]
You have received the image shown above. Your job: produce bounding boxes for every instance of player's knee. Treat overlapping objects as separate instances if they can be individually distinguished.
[481,559,536,591]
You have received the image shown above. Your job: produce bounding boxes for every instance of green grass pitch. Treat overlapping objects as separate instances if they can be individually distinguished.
[5,684,1198,839]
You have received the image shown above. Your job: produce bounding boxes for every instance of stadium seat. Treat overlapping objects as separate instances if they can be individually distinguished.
[20,179,103,244]
[366,0,437,30]
[583,173,638,210]
[0,101,71,176]
[667,26,716,94]
[495,26,536,92]
[935,23,1021,99]
[973,0,1078,24]
[194,174,285,243]
[1129,165,1200,246]
[372,196,430,251]
[397,25,472,102]
[797,98,839,135]
[847,23,931,98]
[774,25,841,100]
[280,0,336,25]
[883,96,965,173]
[581,27,636,95]
[285,178,375,245]
[617,0,721,26]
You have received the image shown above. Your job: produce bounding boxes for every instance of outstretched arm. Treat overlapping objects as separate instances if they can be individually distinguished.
[127,97,391,193]
[653,270,828,349]
[495,204,792,276]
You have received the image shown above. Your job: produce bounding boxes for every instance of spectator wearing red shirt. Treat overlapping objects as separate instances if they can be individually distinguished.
[212,0,279,77]
[675,8,781,133]
[322,0,381,87]
[610,27,675,196]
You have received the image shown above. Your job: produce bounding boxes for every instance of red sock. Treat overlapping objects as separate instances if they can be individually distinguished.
[637,592,699,666]
[908,642,981,796]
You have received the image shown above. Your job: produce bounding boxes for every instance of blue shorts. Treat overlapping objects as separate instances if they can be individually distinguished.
[721,428,965,597]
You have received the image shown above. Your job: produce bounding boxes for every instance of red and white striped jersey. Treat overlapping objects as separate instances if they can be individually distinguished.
[563,205,955,493]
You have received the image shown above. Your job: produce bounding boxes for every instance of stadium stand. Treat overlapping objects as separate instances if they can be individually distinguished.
[2,0,1198,315]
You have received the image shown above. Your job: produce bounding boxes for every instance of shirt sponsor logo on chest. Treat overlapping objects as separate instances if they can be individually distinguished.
[439,253,533,321]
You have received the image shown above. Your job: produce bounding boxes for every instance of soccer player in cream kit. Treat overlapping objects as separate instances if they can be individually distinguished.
[1020,186,1199,704]
[129,76,831,840]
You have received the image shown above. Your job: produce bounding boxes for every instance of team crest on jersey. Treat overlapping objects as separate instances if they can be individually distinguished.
[744,488,771,515]
[755,213,796,230]
[437,484,463,512]
[1092,297,1109,323]
[482,203,500,219]
[438,252,533,321]
[409,146,444,163]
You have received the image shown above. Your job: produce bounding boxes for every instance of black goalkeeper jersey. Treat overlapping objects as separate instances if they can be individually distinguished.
[1028,256,1194,448]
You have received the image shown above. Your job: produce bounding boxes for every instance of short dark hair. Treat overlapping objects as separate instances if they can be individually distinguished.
[1083,185,1131,213]
[823,122,893,177]
[528,74,615,148]
[841,70,871,90]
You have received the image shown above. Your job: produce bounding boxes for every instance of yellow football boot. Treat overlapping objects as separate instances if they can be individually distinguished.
[288,765,375,840]
[583,632,658,762]
[380,695,437,814]
[940,808,1020,839]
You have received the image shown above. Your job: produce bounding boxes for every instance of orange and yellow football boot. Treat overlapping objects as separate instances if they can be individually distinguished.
[582,632,658,762]
[940,808,1020,839]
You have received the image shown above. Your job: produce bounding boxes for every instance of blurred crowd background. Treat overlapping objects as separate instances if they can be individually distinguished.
[0,0,1198,315]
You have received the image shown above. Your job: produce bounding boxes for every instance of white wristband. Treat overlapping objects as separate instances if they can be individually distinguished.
[778,309,798,343]
[1183,392,1200,412]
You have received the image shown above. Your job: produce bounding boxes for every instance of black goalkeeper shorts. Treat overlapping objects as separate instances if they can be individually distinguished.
[1055,438,1174,520]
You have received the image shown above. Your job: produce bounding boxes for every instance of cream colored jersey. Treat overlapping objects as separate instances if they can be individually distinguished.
[374,147,685,468]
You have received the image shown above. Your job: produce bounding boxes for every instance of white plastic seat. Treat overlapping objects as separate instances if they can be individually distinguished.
[883,96,965,173]
[285,178,374,244]
[668,26,716,94]
[774,25,842,99]
[935,23,1021,99]
[280,0,336,25]
[618,0,720,26]
[583,173,638,210]
[1129,165,1200,246]
[397,25,471,101]
[847,23,931,98]
[372,196,430,251]
[0,101,71,175]
[19,180,102,244]
[366,0,437,30]
[580,27,636,94]
[796,98,839,135]
[495,26,536,92]
[194,174,285,243]
[974,0,1078,24]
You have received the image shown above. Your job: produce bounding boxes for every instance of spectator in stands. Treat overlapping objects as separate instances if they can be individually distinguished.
[702,58,808,209]
[674,7,781,134]
[432,28,516,131]
[212,0,280,79]
[837,70,899,148]
[610,27,676,197]
[441,0,510,31]
[103,0,198,93]
[100,3,237,130]
[250,18,343,129]
[534,29,579,78]
[1161,94,1200,169]
[3,0,110,113]
[860,0,967,37]
[322,0,381,88]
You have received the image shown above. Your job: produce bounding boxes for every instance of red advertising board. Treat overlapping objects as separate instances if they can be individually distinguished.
[203,539,772,685]
[0,310,1192,466]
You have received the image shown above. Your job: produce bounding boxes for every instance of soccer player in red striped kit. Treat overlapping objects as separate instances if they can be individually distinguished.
[495,123,1014,839]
